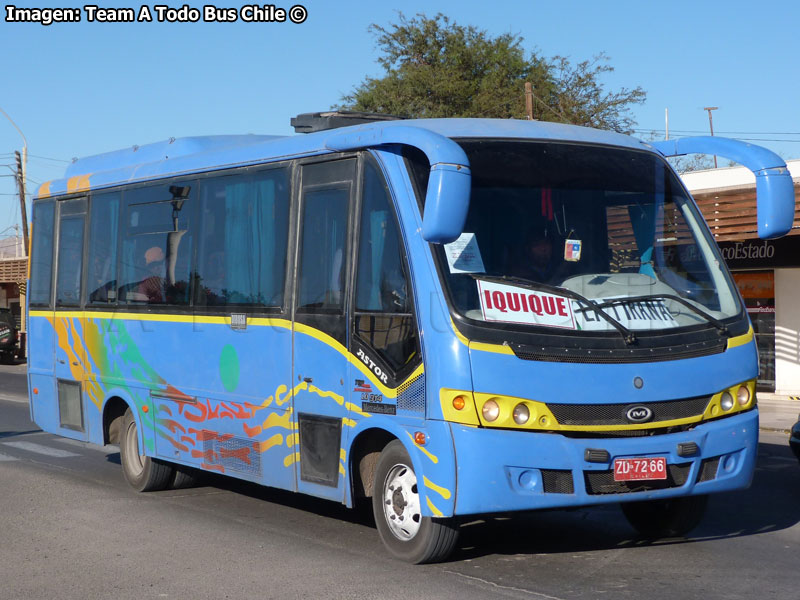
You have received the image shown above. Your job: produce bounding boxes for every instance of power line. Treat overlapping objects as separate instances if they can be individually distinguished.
[635,128,800,136]
[25,153,70,162]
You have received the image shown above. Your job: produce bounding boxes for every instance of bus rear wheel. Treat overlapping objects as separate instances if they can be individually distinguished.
[372,440,459,564]
[621,494,708,538]
[119,408,173,492]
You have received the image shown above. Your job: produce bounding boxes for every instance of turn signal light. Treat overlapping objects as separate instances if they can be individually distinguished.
[414,431,426,445]
[452,395,466,411]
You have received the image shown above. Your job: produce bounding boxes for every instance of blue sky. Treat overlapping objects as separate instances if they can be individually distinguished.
[1,0,799,235]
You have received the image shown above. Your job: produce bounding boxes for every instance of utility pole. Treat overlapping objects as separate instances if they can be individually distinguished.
[14,151,28,253]
[525,82,534,120]
[704,106,719,168]
[1,106,28,357]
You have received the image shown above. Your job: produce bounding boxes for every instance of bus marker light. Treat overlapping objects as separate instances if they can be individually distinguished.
[33,388,38,395]
[482,399,499,422]
[414,431,426,445]
[452,395,466,411]
[142,405,149,414]
[513,403,530,425]
[737,385,750,406]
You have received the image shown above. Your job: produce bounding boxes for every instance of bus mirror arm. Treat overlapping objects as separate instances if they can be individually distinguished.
[324,124,471,244]
[652,137,795,240]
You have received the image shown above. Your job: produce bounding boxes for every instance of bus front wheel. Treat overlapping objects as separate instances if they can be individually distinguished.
[372,440,459,563]
[119,408,173,492]
[621,494,708,538]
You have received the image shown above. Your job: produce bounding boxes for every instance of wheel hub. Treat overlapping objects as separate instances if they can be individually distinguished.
[382,464,422,541]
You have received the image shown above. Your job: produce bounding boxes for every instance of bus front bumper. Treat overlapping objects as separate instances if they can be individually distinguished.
[449,409,758,515]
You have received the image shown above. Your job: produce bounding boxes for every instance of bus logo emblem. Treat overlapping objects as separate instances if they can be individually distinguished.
[625,405,653,423]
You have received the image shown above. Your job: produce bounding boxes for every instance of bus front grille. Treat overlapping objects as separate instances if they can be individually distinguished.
[548,396,711,427]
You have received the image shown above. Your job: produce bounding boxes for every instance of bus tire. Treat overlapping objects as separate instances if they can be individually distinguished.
[372,440,459,564]
[621,494,708,538]
[169,465,201,489]
[119,408,173,492]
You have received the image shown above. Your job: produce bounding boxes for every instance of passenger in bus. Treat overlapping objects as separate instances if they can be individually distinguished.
[137,246,166,303]
[513,226,570,284]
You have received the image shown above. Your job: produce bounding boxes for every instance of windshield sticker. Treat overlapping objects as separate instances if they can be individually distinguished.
[444,233,485,274]
[573,296,679,331]
[564,239,582,262]
[476,280,576,329]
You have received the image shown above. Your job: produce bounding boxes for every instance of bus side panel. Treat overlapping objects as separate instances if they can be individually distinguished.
[83,314,296,491]
[28,314,57,432]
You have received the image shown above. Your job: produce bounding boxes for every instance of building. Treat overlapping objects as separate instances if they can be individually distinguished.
[0,255,26,327]
[682,159,800,395]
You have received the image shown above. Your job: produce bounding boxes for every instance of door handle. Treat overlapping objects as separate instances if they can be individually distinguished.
[303,377,313,384]
[58,359,66,364]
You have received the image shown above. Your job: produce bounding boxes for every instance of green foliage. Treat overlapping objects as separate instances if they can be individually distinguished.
[340,13,646,133]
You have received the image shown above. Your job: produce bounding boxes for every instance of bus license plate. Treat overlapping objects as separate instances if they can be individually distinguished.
[613,457,667,481]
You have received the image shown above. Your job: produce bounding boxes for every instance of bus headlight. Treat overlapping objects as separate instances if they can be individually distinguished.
[482,399,500,422]
[720,391,734,411]
[737,385,751,406]
[513,403,530,425]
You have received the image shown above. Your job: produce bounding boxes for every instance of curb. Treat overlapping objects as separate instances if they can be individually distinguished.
[760,426,791,434]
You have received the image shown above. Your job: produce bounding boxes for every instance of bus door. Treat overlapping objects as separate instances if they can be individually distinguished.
[28,200,57,431]
[51,197,90,441]
[292,158,356,501]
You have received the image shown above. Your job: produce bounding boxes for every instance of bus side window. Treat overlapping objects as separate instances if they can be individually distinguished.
[87,192,120,305]
[117,183,194,306]
[353,157,419,375]
[195,168,290,308]
[30,201,56,307]
[55,198,87,307]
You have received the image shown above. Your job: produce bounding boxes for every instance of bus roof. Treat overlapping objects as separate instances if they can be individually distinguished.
[37,118,653,199]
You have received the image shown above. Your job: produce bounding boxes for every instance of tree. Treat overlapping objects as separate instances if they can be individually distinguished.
[340,13,646,133]
[668,154,715,174]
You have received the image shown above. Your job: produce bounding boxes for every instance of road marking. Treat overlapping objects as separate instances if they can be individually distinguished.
[0,394,29,405]
[0,452,18,462]
[1,441,81,458]
[56,438,119,454]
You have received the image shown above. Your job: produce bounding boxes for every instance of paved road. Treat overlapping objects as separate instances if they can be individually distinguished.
[1,365,799,599]
[0,359,27,402]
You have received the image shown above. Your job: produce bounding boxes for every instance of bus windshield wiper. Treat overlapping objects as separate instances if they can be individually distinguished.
[470,275,637,345]
[593,294,729,336]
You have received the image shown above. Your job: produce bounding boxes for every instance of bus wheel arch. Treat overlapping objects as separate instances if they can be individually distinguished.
[349,428,396,504]
[102,396,130,446]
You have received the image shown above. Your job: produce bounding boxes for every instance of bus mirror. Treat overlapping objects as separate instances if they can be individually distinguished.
[651,136,795,239]
[755,169,795,239]
[421,164,472,244]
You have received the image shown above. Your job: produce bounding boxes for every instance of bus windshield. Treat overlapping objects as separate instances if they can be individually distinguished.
[419,140,742,335]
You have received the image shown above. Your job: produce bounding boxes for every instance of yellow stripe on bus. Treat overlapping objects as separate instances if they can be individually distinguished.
[30,311,422,398]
